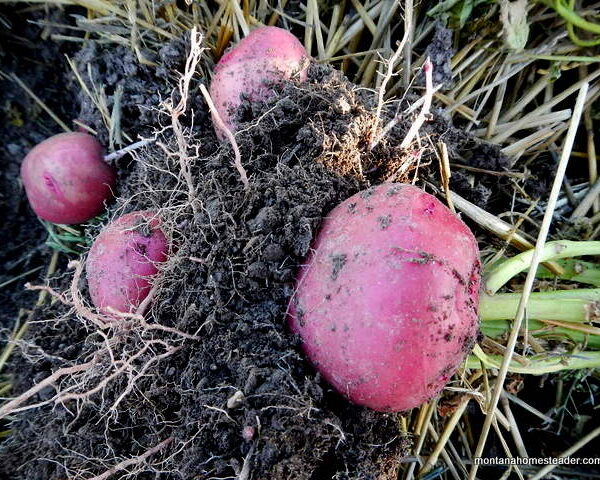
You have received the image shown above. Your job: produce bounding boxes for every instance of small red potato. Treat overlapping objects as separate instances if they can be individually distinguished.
[20,132,116,224]
[86,211,168,315]
[288,184,480,412]
[209,26,309,136]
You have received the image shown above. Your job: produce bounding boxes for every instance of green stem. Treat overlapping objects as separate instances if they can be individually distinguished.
[480,289,600,322]
[553,0,600,35]
[468,345,600,374]
[480,288,600,350]
[480,320,600,349]
[536,259,600,287]
[484,241,600,294]
[477,241,600,372]
[522,54,600,62]
[564,0,600,46]
[0,383,10,396]
[567,21,600,47]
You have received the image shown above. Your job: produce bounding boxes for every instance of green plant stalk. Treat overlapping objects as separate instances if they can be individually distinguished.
[0,321,29,374]
[478,260,600,371]
[41,220,87,254]
[564,0,600,46]
[480,287,600,343]
[484,241,600,294]
[480,288,600,321]
[480,320,600,349]
[536,259,600,287]
[468,345,600,374]
[567,21,600,47]
[551,0,600,34]
[522,54,600,62]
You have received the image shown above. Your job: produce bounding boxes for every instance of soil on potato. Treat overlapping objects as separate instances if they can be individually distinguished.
[2,9,595,480]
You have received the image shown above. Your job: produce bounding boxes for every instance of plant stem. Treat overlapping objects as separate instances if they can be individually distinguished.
[480,288,600,322]
[480,320,600,349]
[479,242,600,352]
[484,241,600,294]
[468,345,600,374]
[552,0,600,35]
[536,259,600,287]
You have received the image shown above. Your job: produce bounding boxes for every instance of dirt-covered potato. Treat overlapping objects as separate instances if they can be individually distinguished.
[20,132,116,224]
[288,183,481,411]
[209,26,309,136]
[86,211,168,315]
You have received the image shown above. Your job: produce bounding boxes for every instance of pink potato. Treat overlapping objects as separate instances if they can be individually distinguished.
[288,183,480,412]
[86,211,168,315]
[209,26,309,136]
[20,132,116,224]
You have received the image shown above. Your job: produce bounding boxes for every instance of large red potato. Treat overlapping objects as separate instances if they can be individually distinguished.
[86,211,168,315]
[209,26,309,136]
[20,132,116,224]
[288,184,480,412]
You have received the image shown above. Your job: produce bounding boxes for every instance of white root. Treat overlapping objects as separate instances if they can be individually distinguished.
[160,27,206,211]
[370,31,410,150]
[400,57,434,149]
[199,83,249,189]
[85,437,174,480]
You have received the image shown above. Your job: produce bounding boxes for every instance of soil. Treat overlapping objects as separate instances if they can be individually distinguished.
[2,7,596,480]
[73,37,189,148]
[424,23,454,88]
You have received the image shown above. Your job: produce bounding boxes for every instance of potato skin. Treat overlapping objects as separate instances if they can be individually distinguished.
[20,132,116,224]
[209,26,309,136]
[86,211,168,315]
[288,184,480,412]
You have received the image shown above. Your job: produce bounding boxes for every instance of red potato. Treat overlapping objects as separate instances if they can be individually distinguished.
[86,211,168,315]
[209,26,309,136]
[20,132,116,224]
[288,183,480,412]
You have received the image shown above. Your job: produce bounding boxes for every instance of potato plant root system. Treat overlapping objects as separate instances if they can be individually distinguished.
[1,10,586,480]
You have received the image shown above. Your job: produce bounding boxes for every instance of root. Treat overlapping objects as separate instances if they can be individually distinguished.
[68,260,113,329]
[110,345,180,411]
[199,83,249,188]
[160,27,206,212]
[103,137,156,163]
[55,340,169,407]
[25,260,111,331]
[3,256,197,423]
[0,334,183,421]
[238,444,255,480]
[399,57,434,149]
[85,437,173,480]
[0,358,96,419]
[372,57,436,152]
[24,282,69,304]
[370,32,410,149]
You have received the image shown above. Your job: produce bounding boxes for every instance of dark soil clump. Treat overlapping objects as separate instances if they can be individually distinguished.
[424,23,454,88]
[74,38,191,148]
